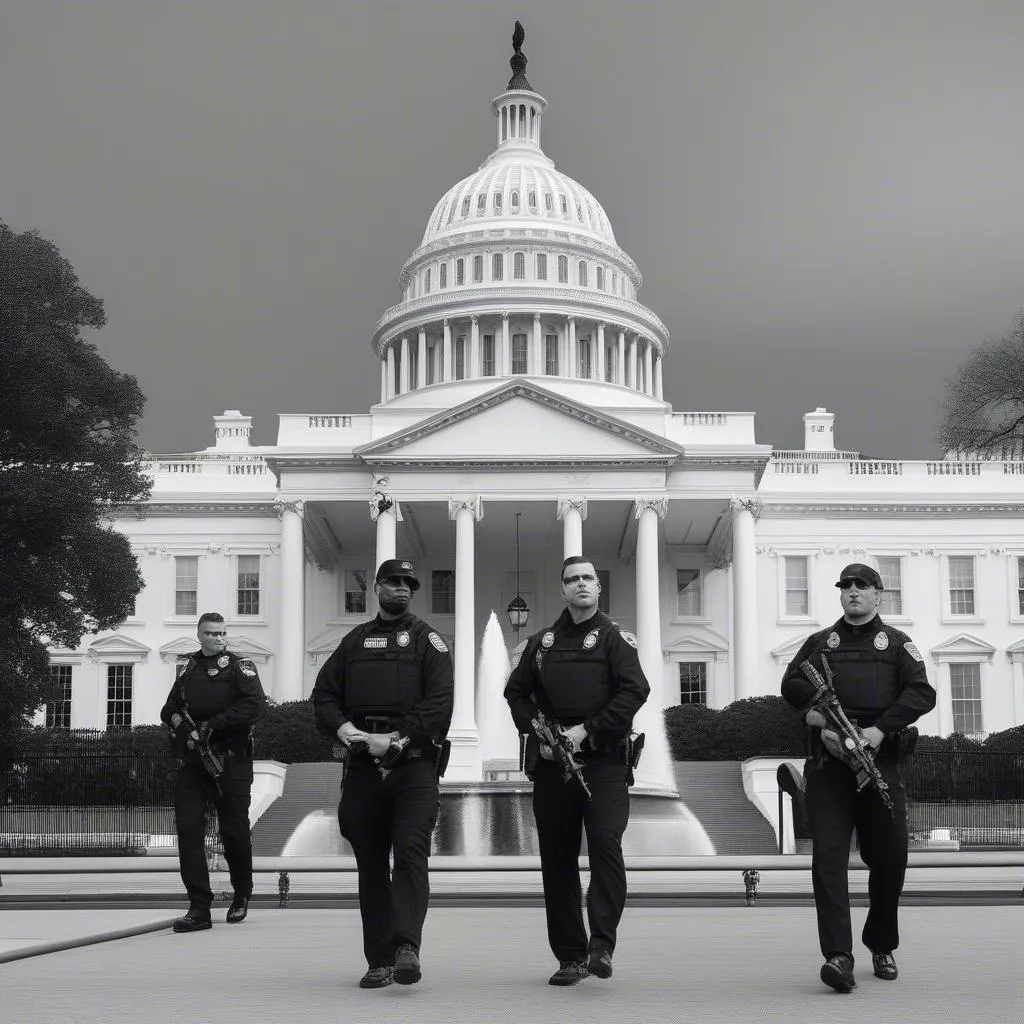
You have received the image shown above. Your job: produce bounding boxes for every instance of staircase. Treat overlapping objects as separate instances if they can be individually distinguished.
[672,761,778,855]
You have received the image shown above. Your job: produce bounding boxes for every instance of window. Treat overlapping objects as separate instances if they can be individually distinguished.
[557,255,568,283]
[536,253,547,280]
[175,556,198,616]
[612,270,617,292]
[948,556,975,615]
[424,269,431,294]
[577,338,591,379]
[106,665,133,729]
[578,261,588,287]
[46,664,72,729]
[456,258,465,286]
[432,570,456,614]
[513,251,525,279]
[447,201,456,225]
[439,263,447,289]
[679,663,708,705]
[343,569,367,615]
[560,195,568,214]
[950,663,983,736]
[528,190,537,208]
[482,335,495,376]
[473,254,483,283]
[575,200,583,220]
[677,570,703,617]
[597,569,610,614]
[544,192,553,211]
[511,333,528,374]
[510,190,519,209]
[596,266,604,291]
[876,556,903,616]
[1016,556,1024,616]
[237,555,260,616]
[455,336,466,380]
[784,556,809,616]
[492,253,503,281]
[477,194,486,213]
[493,192,502,212]
[461,197,470,218]
[545,334,558,375]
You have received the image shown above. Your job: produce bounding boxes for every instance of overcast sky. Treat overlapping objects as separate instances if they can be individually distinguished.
[3,0,1024,459]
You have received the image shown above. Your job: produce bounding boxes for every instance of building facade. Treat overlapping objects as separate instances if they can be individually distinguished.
[43,34,1024,771]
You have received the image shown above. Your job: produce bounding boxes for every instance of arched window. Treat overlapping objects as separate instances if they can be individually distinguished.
[536,253,547,280]
[473,254,483,282]
[611,270,617,292]
[477,194,486,213]
[519,104,526,135]
[596,266,604,291]
[511,190,519,209]
[578,261,588,287]
[461,196,470,218]
[439,263,447,289]
[528,190,537,208]
[560,195,568,214]
[424,268,431,294]
[493,192,502,212]
[545,193,553,211]
[456,258,465,286]
[513,252,525,279]
[558,255,568,283]
[492,253,503,281]
[446,202,456,225]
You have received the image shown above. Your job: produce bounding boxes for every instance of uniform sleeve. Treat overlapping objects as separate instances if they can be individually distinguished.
[207,659,266,733]
[503,636,542,734]
[780,634,823,710]
[311,640,352,740]
[397,626,454,743]
[582,630,650,741]
[875,637,937,733]
[159,680,180,727]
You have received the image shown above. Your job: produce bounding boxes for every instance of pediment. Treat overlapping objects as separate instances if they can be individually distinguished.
[770,631,817,664]
[356,381,681,468]
[1007,638,1024,663]
[930,633,997,663]
[87,633,151,663]
[159,635,274,664]
[664,630,730,658]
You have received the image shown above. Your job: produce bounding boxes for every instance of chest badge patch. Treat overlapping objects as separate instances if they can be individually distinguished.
[397,631,411,647]
[429,632,449,653]
[217,655,230,668]
[541,632,555,648]
[583,629,600,649]
[363,637,387,649]
[904,642,923,663]
[874,631,889,651]
[620,630,638,649]
[207,667,220,677]
[827,631,840,649]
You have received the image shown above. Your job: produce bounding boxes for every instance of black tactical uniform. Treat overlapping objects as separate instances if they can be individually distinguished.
[782,613,935,964]
[160,650,265,916]
[311,610,453,976]
[504,607,649,971]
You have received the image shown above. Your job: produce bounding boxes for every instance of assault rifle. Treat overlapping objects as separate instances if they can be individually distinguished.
[531,710,592,800]
[176,706,225,794]
[799,656,893,813]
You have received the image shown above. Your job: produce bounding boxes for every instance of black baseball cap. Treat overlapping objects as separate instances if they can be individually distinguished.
[375,558,420,590]
[835,563,883,590]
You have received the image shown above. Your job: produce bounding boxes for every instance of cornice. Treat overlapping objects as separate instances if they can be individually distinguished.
[127,501,281,518]
[757,501,1024,518]
[356,456,677,471]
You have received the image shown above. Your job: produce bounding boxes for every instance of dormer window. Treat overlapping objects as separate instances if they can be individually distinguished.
[511,190,519,209]
[560,195,568,215]
[494,193,502,211]
[528,191,537,208]
[544,193,553,211]
[461,197,470,218]
[477,194,486,213]
[446,202,456,225]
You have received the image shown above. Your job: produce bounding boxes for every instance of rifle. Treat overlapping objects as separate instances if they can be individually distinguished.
[531,710,592,800]
[177,706,225,794]
[799,656,893,814]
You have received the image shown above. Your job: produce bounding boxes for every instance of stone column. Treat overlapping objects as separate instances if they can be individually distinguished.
[730,497,761,701]
[532,312,542,375]
[629,335,639,390]
[643,340,654,396]
[567,317,577,378]
[654,353,664,399]
[386,344,396,400]
[470,315,480,379]
[417,328,427,389]
[399,336,410,394]
[275,498,306,702]
[443,318,453,382]
[597,322,606,382]
[380,359,387,403]
[557,497,587,559]
[617,330,626,385]
[501,312,511,376]
[370,480,398,615]
[448,496,484,781]
[632,496,674,790]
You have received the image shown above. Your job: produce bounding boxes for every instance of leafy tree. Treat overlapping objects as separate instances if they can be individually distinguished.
[0,222,150,761]
[937,312,1024,457]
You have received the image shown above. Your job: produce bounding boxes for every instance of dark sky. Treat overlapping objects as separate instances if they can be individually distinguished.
[4,1,1024,458]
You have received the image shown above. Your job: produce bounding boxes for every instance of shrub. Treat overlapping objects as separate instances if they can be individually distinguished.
[252,699,334,764]
[664,696,804,760]
[664,703,719,760]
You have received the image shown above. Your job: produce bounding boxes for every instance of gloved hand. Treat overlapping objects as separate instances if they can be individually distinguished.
[560,723,588,754]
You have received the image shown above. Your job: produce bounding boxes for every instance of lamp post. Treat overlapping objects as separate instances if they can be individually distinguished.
[506,512,529,637]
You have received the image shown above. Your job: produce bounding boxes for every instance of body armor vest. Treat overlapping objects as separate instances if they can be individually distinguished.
[825,634,900,715]
[540,632,613,719]
[345,633,424,717]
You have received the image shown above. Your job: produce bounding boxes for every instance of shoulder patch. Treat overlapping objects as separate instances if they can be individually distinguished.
[429,632,449,653]
[904,642,923,663]
[619,630,638,649]
[238,660,257,677]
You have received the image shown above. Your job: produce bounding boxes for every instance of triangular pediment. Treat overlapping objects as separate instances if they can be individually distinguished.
[357,381,681,468]
[931,633,997,663]
[87,633,151,662]
[771,631,818,664]
[1007,638,1024,662]
[159,635,274,664]
[664,630,730,657]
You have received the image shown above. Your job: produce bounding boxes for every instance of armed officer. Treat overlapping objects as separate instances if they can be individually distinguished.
[781,563,935,992]
[504,555,649,986]
[160,612,265,933]
[312,558,453,990]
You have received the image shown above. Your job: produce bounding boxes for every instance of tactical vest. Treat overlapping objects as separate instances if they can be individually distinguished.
[824,630,900,714]
[539,628,613,718]
[345,629,424,717]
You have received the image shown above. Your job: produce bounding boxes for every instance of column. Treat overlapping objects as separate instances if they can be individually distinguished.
[470,315,480,380]
[380,359,387,403]
[399,336,410,394]
[501,312,511,376]
[532,313,542,375]
[275,498,306,702]
[556,497,587,559]
[617,330,626,385]
[632,496,674,791]
[628,335,639,390]
[567,317,577,378]
[448,496,484,781]
[417,328,427,389]
[369,480,398,616]
[596,323,606,383]
[730,497,761,701]
[654,352,664,399]
[643,340,654,396]
[443,319,453,382]
[386,344,396,400]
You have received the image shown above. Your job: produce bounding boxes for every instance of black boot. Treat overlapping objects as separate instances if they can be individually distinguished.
[172,908,212,933]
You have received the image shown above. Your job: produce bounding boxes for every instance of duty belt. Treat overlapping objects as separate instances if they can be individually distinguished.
[353,715,400,734]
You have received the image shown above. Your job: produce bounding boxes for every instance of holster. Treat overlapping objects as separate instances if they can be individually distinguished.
[434,739,452,778]
[625,731,645,786]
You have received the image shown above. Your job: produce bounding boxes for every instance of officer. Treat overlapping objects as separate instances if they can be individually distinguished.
[504,555,649,986]
[781,563,935,992]
[160,612,265,932]
[312,558,454,989]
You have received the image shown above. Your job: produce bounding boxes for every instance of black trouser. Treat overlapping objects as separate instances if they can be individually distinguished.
[804,756,908,960]
[532,755,630,964]
[339,757,439,969]
[174,755,254,912]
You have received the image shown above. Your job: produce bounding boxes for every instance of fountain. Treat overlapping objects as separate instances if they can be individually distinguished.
[273,611,714,857]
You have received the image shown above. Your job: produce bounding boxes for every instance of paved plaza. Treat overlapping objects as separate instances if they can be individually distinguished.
[0,897,1019,1024]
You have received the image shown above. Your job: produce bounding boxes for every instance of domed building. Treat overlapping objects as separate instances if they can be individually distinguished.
[47,27,1024,793]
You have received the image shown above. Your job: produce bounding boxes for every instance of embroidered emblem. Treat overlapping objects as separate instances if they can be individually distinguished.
[207,667,220,677]
[827,632,840,649]
[583,629,600,649]
[397,631,410,647]
[535,650,543,670]
[429,632,449,653]
[217,655,230,668]
[541,632,555,648]
[363,637,387,649]
[904,642,923,663]
[620,630,638,649]
[874,631,889,651]
[239,661,257,677]
[401,561,413,571]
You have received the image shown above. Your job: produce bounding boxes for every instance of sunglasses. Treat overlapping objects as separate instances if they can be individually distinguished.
[837,579,876,591]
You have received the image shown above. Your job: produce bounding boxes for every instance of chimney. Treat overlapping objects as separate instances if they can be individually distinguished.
[803,407,835,452]
[210,410,252,451]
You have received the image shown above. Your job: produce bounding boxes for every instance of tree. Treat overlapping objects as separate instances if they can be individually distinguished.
[0,222,150,760]
[937,312,1024,458]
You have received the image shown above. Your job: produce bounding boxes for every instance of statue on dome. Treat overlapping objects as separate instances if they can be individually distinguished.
[513,20,525,54]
